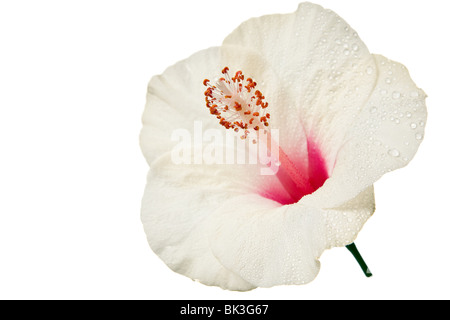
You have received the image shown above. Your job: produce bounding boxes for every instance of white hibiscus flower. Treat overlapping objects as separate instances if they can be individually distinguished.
[140,2,427,291]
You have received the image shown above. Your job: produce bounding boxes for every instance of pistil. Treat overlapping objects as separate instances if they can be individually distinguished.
[203,67,314,202]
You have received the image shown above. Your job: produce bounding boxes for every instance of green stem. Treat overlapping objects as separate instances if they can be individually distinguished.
[346,242,373,278]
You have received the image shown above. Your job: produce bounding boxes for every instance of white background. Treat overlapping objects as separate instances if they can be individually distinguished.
[0,0,449,300]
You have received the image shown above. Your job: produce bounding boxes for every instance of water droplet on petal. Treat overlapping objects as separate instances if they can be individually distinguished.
[406,112,412,118]
[388,149,400,157]
[415,133,423,140]
[410,123,417,129]
[370,106,377,113]
[392,91,401,99]
[343,49,350,56]
[385,78,392,84]
[366,67,373,75]
[352,44,359,51]
[410,91,419,98]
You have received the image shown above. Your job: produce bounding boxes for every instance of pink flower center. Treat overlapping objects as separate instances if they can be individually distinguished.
[203,67,329,205]
[260,138,329,205]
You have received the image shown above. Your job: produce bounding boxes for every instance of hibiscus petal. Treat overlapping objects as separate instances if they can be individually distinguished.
[140,47,221,165]
[304,55,427,209]
[223,3,378,173]
[141,152,259,291]
[322,186,375,248]
[208,186,375,287]
[142,148,312,290]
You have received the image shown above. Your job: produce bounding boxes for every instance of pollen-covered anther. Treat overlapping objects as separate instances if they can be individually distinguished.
[203,67,270,139]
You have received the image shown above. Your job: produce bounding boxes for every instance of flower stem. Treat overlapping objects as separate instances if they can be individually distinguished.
[346,242,373,278]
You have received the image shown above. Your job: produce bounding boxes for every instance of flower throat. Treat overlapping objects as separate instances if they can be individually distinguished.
[203,67,329,204]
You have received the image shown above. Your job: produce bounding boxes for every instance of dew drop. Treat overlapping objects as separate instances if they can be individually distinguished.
[406,112,412,118]
[385,78,392,84]
[352,44,359,51]
[374,140,382,146]
[388,149,400,157]
[410,123,417,129]
[370,106,377,113]
[366,67,373,75]
[410,91,419,98]
[343,49,350,56]
[415,133,423,140]
[392,91,401,99]
[419,121,425,127]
